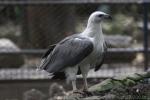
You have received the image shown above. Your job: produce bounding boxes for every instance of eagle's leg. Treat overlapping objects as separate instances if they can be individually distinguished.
[65,66,78,91]
[82,74,88,91]
[72,80,77,91]
[80,65,90,91]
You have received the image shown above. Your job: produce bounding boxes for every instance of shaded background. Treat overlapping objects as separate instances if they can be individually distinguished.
[0,0,149,100]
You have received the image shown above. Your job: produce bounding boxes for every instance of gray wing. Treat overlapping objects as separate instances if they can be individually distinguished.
[94,41,107,71]
[42,44,56,58]
[37,44,56,70]
[39,36,93,73]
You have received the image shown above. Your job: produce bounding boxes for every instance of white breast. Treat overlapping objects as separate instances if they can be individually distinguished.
[79,36,104,68]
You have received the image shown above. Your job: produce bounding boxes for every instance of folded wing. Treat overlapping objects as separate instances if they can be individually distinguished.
[38,36,94,73]
[94,41,107,71]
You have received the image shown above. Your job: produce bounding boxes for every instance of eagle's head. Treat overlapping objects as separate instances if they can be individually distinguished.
[88,11,112,23]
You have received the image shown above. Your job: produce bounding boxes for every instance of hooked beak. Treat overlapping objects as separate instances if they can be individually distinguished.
[104,14,112,20]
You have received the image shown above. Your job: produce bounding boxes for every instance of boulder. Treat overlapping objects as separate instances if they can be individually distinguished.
[23,89,46,100]
[49,83,66,97]
[0,38,24,68]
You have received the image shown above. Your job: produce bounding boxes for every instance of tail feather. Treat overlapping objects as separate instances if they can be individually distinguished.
[37,57,51,72]
[51,72,66,79]
[37,44,56,71]
[37,58,47,70]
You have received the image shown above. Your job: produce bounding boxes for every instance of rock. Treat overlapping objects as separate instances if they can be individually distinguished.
[0,38,24,68]
[23,89,46,100]
[63,72,150,100]
[49,83,66,99]
[63,92,84,100]
[99,94,116,100]
[105,35,132,48]
[83,96,100,100]
[88,79,123,92]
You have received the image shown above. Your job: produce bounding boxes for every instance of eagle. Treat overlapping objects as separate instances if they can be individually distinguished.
[38,11,111,91]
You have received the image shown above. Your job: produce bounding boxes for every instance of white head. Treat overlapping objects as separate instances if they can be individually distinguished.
[88,11,112,24]
[83,11,112,37]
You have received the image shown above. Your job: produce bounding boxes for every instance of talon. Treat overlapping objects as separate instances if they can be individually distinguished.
[73,90,84,95]
[82,90,92,96]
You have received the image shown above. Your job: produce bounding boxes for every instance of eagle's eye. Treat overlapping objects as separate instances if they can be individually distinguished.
[98,14,103,18]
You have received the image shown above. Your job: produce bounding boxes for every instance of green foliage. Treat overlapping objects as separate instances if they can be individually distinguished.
[14,6,22,24]
[103,13,139,35]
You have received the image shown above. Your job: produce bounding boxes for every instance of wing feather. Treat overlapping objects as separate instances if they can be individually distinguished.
[39,36,93,73]
[94,41,107,71]
[42,44,56,58]
[37,44,56,70]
